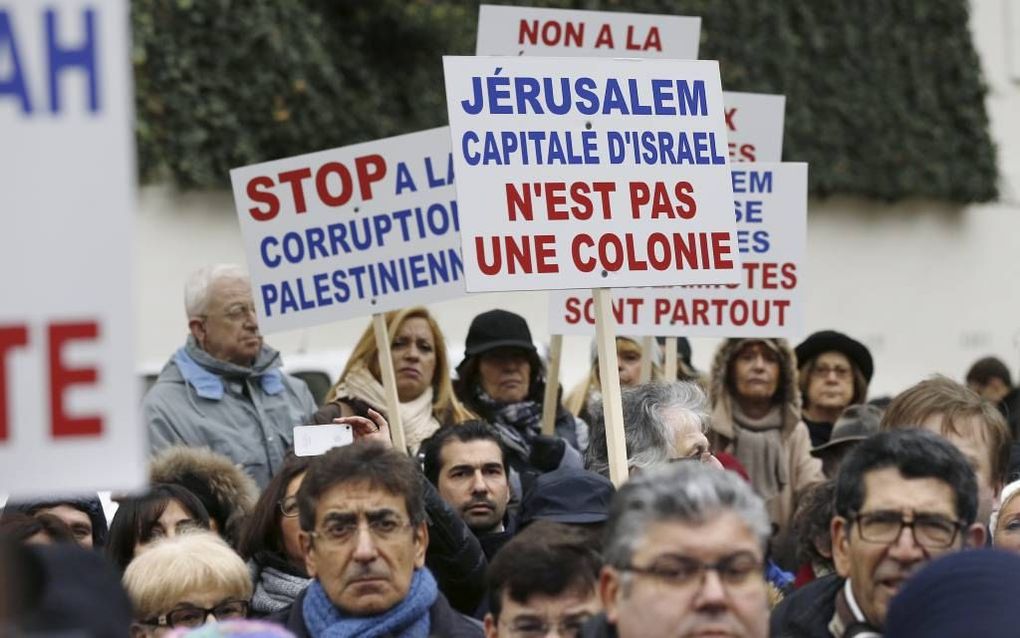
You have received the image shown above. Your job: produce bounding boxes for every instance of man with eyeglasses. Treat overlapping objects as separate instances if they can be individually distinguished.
[268,441,483,637]
[143,263,316,489]
[485,521,602,638]
[795,331,873,448]
[582,462,771,638]
[770,429,985,637]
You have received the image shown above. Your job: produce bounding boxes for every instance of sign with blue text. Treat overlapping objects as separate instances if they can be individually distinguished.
[443,56,742,292]
[549,163,808,338]
[229,127,467,333]
[1,1,144,495]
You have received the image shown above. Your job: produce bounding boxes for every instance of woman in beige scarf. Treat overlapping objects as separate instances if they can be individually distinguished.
[313,307,473,454]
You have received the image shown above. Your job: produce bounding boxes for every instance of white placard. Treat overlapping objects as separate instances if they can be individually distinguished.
[443,56,742,292]
[476,4,700,59]
[550,163,807,338]
[724,92,785,163]
[229,127,467,334]
[0,1,144,496]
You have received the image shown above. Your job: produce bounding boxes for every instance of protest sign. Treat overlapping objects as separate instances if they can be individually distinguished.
[550,163,808,338]
[1,1,144,495]
[725,92,785,163]
[443,56,743,293]
[229,127,466,335]
[477,4,700,59]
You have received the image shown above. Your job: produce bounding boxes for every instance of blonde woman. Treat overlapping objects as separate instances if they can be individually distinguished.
[314,307,473,454]
[565,336,663,426]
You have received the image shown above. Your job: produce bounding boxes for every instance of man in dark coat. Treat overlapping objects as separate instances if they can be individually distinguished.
[267,441,482,637]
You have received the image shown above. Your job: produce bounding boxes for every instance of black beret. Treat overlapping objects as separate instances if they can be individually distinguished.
[795,330,874,382]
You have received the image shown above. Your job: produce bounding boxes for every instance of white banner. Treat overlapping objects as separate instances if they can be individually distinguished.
[443,56,742,292]
[0,1,144,496]
[229,127,467,333]
[550,163,807,338]
[476,4,700,59]
[725,92,785,163]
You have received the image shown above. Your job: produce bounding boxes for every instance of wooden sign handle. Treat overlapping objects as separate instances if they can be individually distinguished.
[541,334,564,436]
[640,336,654,382]
[664,336,678,381]
[372,313,408,455]
[593,288,629,486]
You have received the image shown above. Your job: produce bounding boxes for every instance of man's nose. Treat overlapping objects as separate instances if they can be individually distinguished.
[470,470,490,494]
[351,524,380,562]
[693,568,729,611]
[888,524,926,562]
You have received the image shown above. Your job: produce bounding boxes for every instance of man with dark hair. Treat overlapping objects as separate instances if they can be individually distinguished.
[966,355,1020,438]
[881,375,1011,526]
[421,421,514,559]
[484,521,602,638]
[770,429,986,637]
[270,441,482,637]
[2,495,109,550]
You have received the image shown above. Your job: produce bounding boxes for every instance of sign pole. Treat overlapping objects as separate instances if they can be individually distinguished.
[640,336,654,382]
[372,313,408,454]
[594,288,630,486]
[664,337,678,381]
[541,334,564,435]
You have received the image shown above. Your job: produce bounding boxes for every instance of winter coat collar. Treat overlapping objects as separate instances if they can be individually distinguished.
[174,335,284,400]
[708,338,802,440]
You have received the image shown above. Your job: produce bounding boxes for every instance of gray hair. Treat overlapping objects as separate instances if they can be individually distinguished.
[184,264,249,318]
[585,382,709,477]
[602,462,771,568]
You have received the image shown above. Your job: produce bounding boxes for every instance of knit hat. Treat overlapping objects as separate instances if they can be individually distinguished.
[463,309,537,357]
[1,495,109,549]
[885,549,1020,637]
[519,468,616,527]
[795,331,874,382]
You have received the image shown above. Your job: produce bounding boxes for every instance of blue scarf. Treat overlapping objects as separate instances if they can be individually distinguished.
[302,568,438,638]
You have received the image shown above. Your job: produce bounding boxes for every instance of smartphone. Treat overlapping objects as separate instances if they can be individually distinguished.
[293,424,354,457]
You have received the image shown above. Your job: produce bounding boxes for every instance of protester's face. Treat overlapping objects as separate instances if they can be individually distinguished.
[301,481,427,616]
[190,276,262,367]
[37,505,92,548]
[135,500,201,555]
[137,585,249,637]
[601,511,769,638]
[486,588,602,638]
[617,341,643,387]
[831,467,983,629]
[437,439,510,534]
[280,472,307,568]
[479,348,532,403]
[806,351,855,411]
[661,406,710,462]
[731,343,780,404]
[391,317,437,402]
[918,414,1000,526]
[993,496,1020,551]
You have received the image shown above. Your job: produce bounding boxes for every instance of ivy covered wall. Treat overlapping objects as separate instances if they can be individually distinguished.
[133,0,998,202]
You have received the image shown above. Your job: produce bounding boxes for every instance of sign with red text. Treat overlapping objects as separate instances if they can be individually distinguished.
[229,127,466,333]
[443,56,742,292]
[725,92,785,163]
[550,163,807,337]
[1,1,144,495]
[477,4,700,59]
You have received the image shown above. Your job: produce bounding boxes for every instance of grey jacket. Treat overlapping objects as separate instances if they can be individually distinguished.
[143,336,316,488]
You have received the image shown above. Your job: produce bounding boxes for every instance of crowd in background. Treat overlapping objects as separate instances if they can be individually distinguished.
[4,264,1020,638]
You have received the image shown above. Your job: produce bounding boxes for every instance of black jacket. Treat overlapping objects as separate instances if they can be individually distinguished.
[420,477,488,616]
[268,587,484,638]
[770,573,843,638]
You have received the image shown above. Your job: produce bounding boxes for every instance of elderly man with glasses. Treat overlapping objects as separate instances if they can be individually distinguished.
[143,264,316,489]
[268,440,483,637]
[770,429,985,637]
[581,462,772,638]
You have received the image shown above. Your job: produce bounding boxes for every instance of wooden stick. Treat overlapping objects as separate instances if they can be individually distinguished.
[593,288,629,486]
[372,313,407,454]
[664,336,678,381]
[640,336,654,382]
[541,334,564,436]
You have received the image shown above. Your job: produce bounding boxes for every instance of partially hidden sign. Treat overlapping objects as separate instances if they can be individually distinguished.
[442,56,742,292]
[229,127,466,333]
[476,4,700,59]
[1,1,144,495]
[725,92,785,163]
[550,163,807,337]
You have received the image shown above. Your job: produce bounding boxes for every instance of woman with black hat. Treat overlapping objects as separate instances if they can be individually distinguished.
[454,309,585,475]
[794,330,874,447]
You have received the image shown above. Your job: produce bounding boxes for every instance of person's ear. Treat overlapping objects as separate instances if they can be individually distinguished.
[965,522,987,548]
[188,317,206,344]
[483,612,499,638]
[413,521,429,568]
[300,530,318,578]
[599,566,623,624]
[831,516,852,577]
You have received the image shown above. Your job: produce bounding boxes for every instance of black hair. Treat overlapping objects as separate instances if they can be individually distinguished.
[297,442,426,532]
[420,420,509,487]
[105,484,211,573]
[487,521,602,619]
[966,356,1012,387]
[0,512,76,544]
[834,429,978,526]
[237,454,312,561]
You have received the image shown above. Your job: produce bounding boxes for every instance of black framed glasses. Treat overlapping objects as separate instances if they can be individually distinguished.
[279,495,299,518]
[624,551,763,589]
[143,600,249,628]
[851,510,963,549]
[502,612,593,637]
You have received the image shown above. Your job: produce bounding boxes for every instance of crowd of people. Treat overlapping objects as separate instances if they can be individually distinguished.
[3,263,1020,638]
